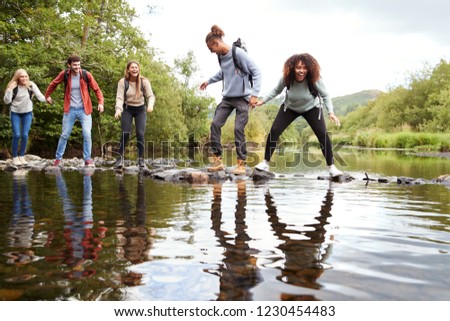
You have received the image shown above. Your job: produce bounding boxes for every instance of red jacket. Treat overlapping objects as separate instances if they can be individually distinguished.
[45,69,104,115]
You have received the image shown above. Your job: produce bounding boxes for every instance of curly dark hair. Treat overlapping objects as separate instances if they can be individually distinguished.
[283,53,320,89]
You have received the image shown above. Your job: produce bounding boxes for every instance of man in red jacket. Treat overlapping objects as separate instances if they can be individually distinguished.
[45,55,104,167]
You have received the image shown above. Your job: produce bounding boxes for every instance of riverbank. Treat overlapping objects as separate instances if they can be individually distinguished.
[340,146,450,159]
[1,154,449,188]
[332,131,450,153]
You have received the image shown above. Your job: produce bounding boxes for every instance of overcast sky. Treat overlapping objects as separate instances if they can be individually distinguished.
[126,0,450,101]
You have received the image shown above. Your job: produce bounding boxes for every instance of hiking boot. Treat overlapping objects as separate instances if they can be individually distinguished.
[12,157,21,167]
[255,159,270,172]
[207,155,225,172]
[138,158,146,169]
[53,159,61,167]
[329,164,343,177]
[231,159,247,175]
[19,156,28,165]
[85,159,95,167]
[114,156,124,169]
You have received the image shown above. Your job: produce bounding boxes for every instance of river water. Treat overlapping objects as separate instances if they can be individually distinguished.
[0,149,449,301]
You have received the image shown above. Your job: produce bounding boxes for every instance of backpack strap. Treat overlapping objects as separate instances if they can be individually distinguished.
[283,81,319,113]
[286,80,318,96]
[308,82,318,97]
[217,42,253,91]
[141,78,146,103]
[64,69,90,95]
[11,86,33,102]
[232,43,253,90]
[123,78,146,106]
[123,78,129,105]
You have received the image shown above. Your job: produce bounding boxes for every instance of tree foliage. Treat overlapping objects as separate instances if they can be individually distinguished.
[1,1,448,158]
[340,60,450,134]
[0,0,214,158]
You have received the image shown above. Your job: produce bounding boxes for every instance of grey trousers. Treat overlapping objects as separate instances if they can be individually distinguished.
[210,97,249,160]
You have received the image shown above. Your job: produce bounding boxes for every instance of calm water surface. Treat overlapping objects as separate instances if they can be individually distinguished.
[0,149,449,301]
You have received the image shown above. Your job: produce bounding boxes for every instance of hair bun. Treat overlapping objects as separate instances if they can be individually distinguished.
[211,25,224,37]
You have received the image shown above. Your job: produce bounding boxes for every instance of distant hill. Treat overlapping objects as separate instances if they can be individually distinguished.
[267,89,383,116]
[332,89,383,116]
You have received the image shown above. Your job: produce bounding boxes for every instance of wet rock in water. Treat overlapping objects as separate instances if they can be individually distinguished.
[363,173,389,183]
[251,168,276,181]
[432,174,450,186]
[397,177,429,185]
[2,155,449,189]
[152,168,191,181]
[186,171,209,184]
[317,173,355,183]
[207,170,229,182]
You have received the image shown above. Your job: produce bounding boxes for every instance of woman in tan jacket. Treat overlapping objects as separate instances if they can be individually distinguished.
[114,61,155,169]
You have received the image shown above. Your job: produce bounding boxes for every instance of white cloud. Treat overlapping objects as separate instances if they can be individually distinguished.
[127,0,450,102]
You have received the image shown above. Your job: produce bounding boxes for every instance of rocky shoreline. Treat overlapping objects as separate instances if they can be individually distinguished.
[1,154,449,188]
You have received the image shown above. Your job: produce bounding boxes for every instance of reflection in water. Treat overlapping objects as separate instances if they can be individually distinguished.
[47,171,106,278]
[6,170,38,266]
[210,180,262,300]
[116,175,153,286]
[265,183,334,300]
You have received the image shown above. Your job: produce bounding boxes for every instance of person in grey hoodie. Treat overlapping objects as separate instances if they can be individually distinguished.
[3,69,47,166]
[200,25,262,175]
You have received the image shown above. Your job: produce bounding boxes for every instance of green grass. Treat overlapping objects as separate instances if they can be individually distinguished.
[331,131,450,152]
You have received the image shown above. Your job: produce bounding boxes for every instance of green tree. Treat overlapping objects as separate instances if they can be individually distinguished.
[174,50,215,146]
[0,0,203,159]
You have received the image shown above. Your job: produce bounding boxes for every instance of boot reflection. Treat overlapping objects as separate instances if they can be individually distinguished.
[265,182,334,300]
[116,175,153,286]
[210,180,262,300]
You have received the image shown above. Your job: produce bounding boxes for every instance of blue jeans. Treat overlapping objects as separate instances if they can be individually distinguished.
[10,111,33,157]
[55,107,92,161]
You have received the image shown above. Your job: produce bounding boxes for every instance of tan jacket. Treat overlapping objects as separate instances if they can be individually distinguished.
[115,77,155,112]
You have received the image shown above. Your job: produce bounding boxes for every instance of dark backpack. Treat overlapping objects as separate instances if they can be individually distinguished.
[123,78,146,106]
[64,69,90,95]
[12,86,33,102]
[218,38,254,89]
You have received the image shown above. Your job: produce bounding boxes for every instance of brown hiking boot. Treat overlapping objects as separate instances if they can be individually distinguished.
[207,155,225,172]
[231,159,247,176]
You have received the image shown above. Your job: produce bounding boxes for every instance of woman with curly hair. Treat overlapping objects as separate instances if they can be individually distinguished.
[255,53,342,177]
[3,69,47,166]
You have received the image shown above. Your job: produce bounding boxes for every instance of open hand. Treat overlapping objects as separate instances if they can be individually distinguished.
[329,112,341,126]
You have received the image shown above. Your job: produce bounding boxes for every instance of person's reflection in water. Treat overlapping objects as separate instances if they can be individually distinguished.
[5,169,38,266]
[209,180,262,300]
[49,171,105,278]
[116,174,152,286]
[264,182,334,300]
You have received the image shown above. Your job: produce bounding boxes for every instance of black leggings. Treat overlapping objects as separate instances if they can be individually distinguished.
[264,106,334,166]
[118,105,147,158]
